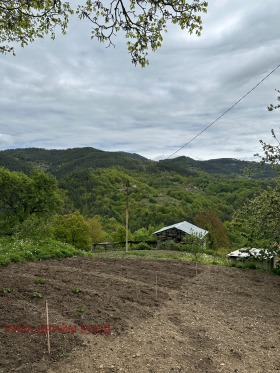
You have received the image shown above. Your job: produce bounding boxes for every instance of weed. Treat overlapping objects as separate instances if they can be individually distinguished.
[3,287,13,294]
[75,306,86,314]
[72,287,82,294]
[33,291,44,298]
[35,277,45,285]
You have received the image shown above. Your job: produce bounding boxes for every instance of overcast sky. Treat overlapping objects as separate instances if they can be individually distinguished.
[1,0,280,161]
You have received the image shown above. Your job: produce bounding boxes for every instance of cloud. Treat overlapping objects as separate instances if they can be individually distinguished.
[1,0,280,161]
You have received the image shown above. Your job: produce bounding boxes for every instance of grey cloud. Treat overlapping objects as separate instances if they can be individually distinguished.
[1,0,280,160]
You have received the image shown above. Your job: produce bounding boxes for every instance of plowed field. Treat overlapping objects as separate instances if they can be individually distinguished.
[0,256,279,372]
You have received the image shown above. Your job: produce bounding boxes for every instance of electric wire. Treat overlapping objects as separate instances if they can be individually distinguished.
[167,63,280,159]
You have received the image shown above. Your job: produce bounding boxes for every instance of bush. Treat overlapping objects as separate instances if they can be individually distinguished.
[52,212,92,250]
[14,216,52,239]
[272,268,280,275]
[158,240,181,251]
[133,242,152,250]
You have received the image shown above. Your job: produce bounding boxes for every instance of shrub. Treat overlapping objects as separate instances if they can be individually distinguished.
[134,242,152,250]
[158,240,181,251]
[52,212,92,250]
[272,268,280,275]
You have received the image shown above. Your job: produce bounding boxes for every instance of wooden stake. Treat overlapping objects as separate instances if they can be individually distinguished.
[155,274,158,299]
[125,180,129,253]
[45,301,51,354]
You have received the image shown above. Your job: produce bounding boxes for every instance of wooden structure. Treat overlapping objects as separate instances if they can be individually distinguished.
[153,221,208,248]
[92,240,156,252]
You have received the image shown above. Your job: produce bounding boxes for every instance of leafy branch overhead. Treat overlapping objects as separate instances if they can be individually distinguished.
[256,90,280,170]
[0,0,208,66]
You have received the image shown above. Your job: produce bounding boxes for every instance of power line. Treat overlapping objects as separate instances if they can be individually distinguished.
[167,63,280,159]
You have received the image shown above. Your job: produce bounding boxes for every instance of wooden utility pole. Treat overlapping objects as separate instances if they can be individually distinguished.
[125,180,130,253]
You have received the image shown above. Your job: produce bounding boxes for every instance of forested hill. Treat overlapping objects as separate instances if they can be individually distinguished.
[0,147,276,179]
[0,147,277,247]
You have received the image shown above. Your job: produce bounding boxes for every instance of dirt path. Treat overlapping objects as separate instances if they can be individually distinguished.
[1,257,280,372]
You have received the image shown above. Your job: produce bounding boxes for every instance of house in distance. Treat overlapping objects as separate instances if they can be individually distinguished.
[153,221,208,249]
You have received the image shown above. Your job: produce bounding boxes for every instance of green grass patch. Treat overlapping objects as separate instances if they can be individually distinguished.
[90,249,229,266]
[35,277,46,285]
[0,237,90,266]
[0,237,230,268]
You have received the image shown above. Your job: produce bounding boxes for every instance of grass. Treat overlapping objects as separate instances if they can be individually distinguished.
[0,236,245,269]
[91,249,230,266]
[0,237,90,267]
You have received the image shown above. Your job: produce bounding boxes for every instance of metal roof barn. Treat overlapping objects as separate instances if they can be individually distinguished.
[153,221,208,238]
[153,221,208,249]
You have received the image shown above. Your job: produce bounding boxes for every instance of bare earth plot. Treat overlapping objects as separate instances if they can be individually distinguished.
[0,256,280,373]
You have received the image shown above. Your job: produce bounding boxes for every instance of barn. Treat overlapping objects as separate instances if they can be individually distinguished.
[153,221,208,249]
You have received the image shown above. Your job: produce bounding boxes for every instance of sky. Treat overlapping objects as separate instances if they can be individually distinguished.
[1,1,280,161]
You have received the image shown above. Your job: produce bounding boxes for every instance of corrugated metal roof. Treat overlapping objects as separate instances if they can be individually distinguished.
[228,248,276,259]
[153,221,208,238]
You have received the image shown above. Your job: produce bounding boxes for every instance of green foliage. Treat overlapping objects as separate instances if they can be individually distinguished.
[0,237,85,267]
[272,268,280,276]
[158,240,181,251]
[75,306,86,314]
[233,180,280,249]
[132,226,155,241]
[52,212,92,250]
[35,277,45,285]
[194,209,230,250]
[33,291,43,298]
[133,242,152,250]
[0,148,274,251]
[182,234,205,256]
[0,168,63,234]
[13,216,52,239]
[0,1,207,67]
[90,248,229,266]
[88,217,106,243]
[72,287,82,294]
[3,287,13,294]
[0,1,72,55]
[111,224,132,242]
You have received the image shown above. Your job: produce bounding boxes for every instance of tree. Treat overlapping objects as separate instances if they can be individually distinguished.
[267,89,280,112]
[0,0,208,66]
[258,129,280,171]
[233,182,280,249]
[194,209,229,250]
[0,168,63,233]
[256,90,280,170]
[52,212,92,250]
[88,216,106,243]
[234,91,280,251]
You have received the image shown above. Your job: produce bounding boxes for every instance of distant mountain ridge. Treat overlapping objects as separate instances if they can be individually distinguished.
[0,147,276,179]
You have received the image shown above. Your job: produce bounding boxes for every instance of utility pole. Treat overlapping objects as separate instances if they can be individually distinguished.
[125,180,130,253]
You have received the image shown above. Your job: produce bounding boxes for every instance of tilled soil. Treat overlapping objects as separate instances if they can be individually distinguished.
[0,256,279,373]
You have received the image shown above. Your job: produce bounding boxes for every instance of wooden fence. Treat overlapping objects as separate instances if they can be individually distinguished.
[91,240,156,252]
